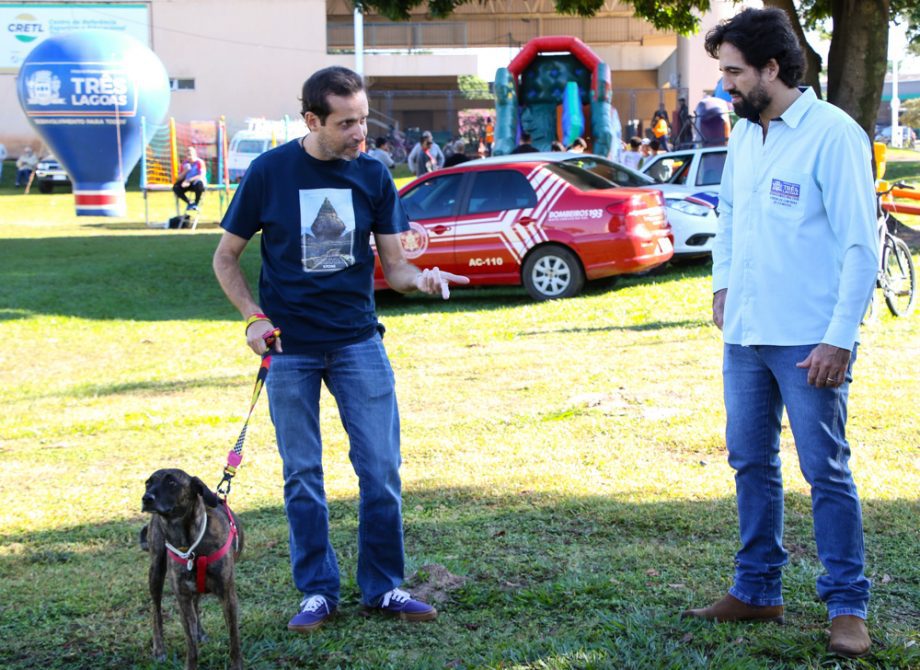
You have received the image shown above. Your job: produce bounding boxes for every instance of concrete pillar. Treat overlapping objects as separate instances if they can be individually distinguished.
[677,1,762,109]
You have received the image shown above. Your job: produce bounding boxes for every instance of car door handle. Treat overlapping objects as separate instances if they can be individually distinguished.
[517,216,535,225]
[432,225,452,234]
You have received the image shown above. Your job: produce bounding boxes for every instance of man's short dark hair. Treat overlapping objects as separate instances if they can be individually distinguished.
[376,136,388,148]
[704,7,805,88]
[300,66,364,123]
[520,132,532,143]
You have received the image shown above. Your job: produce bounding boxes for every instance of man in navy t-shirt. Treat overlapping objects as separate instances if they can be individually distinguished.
[213,66,468,633]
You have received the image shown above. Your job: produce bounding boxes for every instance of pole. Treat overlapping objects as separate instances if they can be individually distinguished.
[889,22,906,150]
[891,56,901,149]
[354,7,364,76]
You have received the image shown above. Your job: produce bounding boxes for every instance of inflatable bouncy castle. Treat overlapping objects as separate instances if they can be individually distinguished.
[493,36,616,157]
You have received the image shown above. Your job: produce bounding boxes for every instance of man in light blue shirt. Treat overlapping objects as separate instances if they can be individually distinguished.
[681,8,878,659]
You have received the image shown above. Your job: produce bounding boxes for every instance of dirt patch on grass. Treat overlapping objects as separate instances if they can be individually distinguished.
[404,564,467,604]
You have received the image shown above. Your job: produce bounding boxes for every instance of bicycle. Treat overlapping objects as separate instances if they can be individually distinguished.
[871,181,916,318]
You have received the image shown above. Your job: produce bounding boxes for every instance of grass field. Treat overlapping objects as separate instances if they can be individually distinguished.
[0,166,918,669]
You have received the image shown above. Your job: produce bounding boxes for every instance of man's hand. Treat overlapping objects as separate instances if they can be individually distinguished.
[246,320,282,356]
[796,343,850,388]
[712,289,727,330]
[414,266,470,299]
[182,180,190,188]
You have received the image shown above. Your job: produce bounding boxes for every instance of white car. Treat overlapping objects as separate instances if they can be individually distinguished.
[641,147,727,258]
[534,151,718,260]
[34,155,71,193]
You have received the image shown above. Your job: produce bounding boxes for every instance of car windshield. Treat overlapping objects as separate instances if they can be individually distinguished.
[544,163,616,192]
[235,139,268,153]
[560,157,654,187]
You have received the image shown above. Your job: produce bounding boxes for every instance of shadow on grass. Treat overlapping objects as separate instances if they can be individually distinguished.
[80,221,222,232]
[1,489,917,670]
[0,233,711,322]
[66,374,245,399]
[516,319,710,336]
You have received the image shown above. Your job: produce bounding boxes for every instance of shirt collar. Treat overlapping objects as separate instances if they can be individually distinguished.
[776,86,816,129]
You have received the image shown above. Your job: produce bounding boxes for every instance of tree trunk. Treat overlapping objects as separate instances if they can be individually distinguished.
[764,0,823,99]
[826,0,889,135]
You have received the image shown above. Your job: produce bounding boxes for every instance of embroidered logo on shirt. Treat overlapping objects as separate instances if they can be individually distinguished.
[769,179,801,208]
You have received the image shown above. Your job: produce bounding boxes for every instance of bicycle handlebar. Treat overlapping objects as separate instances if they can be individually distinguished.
[878,181,915,197]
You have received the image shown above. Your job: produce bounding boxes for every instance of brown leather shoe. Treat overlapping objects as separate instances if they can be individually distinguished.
[828,615,871,658]
[681,594,784,623]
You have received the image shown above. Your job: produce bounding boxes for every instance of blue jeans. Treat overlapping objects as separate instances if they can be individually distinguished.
[723,343,870,619]
[266,333,404,607]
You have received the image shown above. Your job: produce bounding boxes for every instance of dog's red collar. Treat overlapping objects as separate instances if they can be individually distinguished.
[166,502,238,594]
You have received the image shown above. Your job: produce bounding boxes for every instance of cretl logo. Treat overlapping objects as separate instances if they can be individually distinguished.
[9,13,45,43]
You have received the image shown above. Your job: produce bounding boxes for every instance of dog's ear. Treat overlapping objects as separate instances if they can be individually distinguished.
[192,477,221,507]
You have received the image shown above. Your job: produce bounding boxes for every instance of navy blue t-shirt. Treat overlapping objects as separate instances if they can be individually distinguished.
[221,139,409,353]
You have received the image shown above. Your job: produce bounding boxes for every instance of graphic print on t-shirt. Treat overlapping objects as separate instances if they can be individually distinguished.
[299,188,356,273]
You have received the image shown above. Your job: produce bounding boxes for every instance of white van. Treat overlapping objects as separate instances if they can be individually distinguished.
[228,118,307,182]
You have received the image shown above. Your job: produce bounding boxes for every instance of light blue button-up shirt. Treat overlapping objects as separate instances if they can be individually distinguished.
[712,88,878,350]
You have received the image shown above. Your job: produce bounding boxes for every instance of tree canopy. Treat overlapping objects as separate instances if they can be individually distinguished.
[354,1,712,34]
[353,0,915,134]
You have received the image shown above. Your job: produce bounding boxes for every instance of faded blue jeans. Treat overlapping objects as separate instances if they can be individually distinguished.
[266,333,404,607]
[723,343,870,620]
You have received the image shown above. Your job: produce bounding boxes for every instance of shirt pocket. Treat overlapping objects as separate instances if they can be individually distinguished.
[762,169,811,224]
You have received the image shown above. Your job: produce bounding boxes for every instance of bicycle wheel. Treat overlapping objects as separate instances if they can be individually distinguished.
[882,236,916,316]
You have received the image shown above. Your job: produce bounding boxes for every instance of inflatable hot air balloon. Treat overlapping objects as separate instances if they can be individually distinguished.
[16,30,170,216]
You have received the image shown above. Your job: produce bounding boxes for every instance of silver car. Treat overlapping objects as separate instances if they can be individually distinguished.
[641,147,727,258]
[34,155,71,194]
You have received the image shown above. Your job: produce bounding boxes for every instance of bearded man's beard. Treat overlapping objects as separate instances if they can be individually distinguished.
[731,83,772,123]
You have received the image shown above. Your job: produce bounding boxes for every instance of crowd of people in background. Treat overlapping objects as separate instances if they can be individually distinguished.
[350,91,735,175]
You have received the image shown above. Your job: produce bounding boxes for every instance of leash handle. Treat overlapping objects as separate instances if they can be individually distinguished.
[216,327,281,498]
[262,327,281,355]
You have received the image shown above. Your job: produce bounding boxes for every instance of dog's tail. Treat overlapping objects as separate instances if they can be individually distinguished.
[139,523,149,552]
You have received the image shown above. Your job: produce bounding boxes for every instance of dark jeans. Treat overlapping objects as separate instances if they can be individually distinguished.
[15,168,32,187]
[172,180,204,205]
[723,343,870,619]
[266,333,404,607]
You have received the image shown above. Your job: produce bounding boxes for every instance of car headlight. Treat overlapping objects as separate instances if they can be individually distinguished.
[667,198,713,217]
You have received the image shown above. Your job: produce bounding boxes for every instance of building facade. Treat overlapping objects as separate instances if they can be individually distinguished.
[1,0,740,154]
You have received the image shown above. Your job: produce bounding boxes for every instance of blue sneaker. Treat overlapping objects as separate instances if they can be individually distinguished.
[373,588,437,621]
[288,595,335,632]
[186,203,198,211]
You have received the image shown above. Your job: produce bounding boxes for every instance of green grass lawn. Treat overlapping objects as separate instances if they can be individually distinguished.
[0,183,918,669]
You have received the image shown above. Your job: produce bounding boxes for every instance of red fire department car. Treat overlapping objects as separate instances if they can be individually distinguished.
[375,153,673,300]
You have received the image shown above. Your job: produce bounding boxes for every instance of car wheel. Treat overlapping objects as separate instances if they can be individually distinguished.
[521,245,585,300]
[39,181,53,194]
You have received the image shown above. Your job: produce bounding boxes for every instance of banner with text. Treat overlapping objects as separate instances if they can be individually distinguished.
[1,2,149,73]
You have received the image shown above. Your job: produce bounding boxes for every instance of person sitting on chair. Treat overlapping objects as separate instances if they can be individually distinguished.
[15,147,38,188]
[173,146,207,211]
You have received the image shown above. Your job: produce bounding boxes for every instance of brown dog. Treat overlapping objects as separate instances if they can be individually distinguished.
[141,468,244,670]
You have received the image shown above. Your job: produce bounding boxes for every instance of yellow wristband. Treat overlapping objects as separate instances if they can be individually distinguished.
[245,313,270,330]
